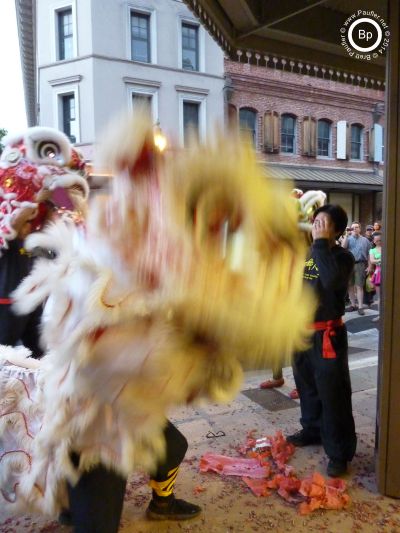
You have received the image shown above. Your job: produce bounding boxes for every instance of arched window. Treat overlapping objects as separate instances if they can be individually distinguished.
[239,108,257,146]
[317,119,332,157]
[281,114,296,153]
[351,124,364,160]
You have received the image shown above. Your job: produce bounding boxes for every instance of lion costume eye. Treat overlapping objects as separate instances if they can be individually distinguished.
[36,141,62,162]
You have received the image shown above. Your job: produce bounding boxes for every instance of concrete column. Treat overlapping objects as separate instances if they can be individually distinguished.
[376,0,400,498]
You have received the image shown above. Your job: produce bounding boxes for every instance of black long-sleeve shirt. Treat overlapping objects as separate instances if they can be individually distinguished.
[303,238,354,322]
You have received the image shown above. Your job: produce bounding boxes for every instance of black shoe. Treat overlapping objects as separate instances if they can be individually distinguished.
[146,495,202,521]
[357,307,365,316]
[327,459,348,477]
[346,305,357,312]
[58,509,73,526]
[286,429,321,447]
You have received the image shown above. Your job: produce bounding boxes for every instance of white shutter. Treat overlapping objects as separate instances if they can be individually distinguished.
[374,124,383,162]
[337,120,347,159]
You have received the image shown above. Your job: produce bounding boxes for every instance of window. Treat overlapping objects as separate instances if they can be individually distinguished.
[182,23,199,71]
[351,124,363,160]
[61,94,77,143]
[126,82,160,122]
[239,108,257,146]
[281,114,296,153]
[132,92,152,113]
[178,91,206,146]
[57,8,73,60]
[131,11,151,62]
[183,101,200,145]
[317,120,332,157]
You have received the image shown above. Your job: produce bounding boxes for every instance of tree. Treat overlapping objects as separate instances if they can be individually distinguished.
[0,128,7,155]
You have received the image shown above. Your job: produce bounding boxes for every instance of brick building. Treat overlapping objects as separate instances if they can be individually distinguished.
[225,60,385,226]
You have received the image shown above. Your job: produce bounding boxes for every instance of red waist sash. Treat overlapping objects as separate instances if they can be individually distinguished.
[312,318,344,359]
[0,298,12,304]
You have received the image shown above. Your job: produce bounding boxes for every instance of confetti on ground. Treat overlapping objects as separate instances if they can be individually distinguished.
[199,431,351,515]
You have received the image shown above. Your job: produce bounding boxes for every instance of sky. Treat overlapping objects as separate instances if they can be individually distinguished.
[0,0,27,135]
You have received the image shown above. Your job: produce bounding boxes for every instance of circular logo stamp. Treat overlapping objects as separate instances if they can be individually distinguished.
[340,10,390,60]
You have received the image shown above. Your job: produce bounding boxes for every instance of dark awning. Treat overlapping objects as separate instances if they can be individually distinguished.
[263,163,383,191]
[183,0,386,83]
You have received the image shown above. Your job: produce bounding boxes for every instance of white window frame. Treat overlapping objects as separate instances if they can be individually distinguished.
[177,17,205,72]
[178,92,206,146]
[127,4,157,64]
[127,85,159,124]
[316,119,333,159]
[350,124,364,162]
[53,84,81,143]
[51,0,77,62]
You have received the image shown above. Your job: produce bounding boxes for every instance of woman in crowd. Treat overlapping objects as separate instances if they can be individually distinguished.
[370,232,382,322]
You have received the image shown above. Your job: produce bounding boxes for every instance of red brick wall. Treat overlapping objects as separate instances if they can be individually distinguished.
[225,60,385,171]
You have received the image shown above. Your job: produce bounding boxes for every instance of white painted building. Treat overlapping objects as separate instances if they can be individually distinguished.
[16,0,225,159]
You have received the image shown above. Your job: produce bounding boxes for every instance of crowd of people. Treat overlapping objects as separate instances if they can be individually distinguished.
[341,220,382,320]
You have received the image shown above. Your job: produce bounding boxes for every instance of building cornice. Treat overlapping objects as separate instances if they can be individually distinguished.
[49,75,83,86]
[39,54,225,81]
[229,73,384,113]
[123,77,162,88]
[15,0,36,126]
[175,85,209,95]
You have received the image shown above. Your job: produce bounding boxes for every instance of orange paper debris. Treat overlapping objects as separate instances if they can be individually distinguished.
[200,431,351,515]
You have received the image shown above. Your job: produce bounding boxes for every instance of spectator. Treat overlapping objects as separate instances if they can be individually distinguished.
[342,222,371,315]
[365,225,374,243]
[364,225,375,307]
[369,232,382,322]
[287,204,356,477]
[373,221,382,232]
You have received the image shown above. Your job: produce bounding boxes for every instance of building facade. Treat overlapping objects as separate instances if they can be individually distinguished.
[17,0,225,160]
[225,60,385,225]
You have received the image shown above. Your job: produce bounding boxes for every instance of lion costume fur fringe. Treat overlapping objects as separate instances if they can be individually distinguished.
[0,110,315,516]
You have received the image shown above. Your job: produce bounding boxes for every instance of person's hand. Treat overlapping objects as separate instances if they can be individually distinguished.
[312,214,331,240]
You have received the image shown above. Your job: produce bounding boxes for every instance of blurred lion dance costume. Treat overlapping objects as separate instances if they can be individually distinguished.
[0,111,315,518]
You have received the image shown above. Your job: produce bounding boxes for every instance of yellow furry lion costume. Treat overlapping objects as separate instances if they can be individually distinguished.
[0,111,314,517]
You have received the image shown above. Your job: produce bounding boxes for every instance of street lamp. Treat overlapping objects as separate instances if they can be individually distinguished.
[154,121,167,152]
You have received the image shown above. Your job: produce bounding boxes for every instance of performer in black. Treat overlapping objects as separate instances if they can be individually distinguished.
[67,421,201,532]
[287,204,357,477]
[0,206,44,358]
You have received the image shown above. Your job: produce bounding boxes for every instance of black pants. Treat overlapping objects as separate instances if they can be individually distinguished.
[292,326,357,462]
[0,304,43,359]
[68,421,188,533]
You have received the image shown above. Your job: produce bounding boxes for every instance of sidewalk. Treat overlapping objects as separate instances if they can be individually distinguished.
[2,308,399,533]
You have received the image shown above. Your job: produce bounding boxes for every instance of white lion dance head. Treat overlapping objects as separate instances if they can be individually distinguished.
[0,127,89,250]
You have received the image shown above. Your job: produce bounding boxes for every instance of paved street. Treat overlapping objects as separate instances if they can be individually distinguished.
[2,305,397,533]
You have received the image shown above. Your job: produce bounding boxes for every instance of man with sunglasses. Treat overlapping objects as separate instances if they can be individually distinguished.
[342,222,371,315]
